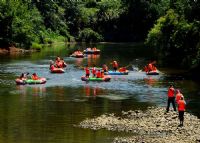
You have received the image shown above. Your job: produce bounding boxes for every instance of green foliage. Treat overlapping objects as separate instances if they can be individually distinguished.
[31,42,42,50]
[146,7,200,68]
[0,0,44,48]
[78,28,103,42]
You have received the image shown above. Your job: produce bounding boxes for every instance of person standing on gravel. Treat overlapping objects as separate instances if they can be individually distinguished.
[166,84,176,112]
[178,96,186,126]
[176,89,183,103]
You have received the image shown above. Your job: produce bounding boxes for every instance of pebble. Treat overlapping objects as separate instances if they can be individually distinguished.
[78,107,200,143]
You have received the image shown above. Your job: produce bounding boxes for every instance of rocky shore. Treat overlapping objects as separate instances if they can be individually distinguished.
[78,107,200,143]
[0,47,37,55]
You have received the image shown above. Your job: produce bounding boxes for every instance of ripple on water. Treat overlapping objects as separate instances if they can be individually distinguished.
[1,60,168,105]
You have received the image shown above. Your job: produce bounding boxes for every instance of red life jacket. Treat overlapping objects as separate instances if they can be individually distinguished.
[50,65,55,70]
[176,93,183,103]
[101,71,104,78]
[92,67,96,74]
[96,71,101,78]
[148,63,153,71]
[113,61,118,68]
[178,100,186,111]
[103,65,108,71]
[144,66,148,72]
[57,61,63,68]
[32,75,39,80]
[85,68,90,74]
[168,87,175,97]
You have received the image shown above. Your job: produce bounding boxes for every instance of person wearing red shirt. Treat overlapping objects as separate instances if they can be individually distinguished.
[96,70,101,78]
[176,89,183,103]
[102,64,108,72]
[148,63,153,71]
[112,61,118,71]
[178,96,186,126]
[91,65,96,77]
[32,73,39,80]
[166,84,176,112]
[85,66,90,78]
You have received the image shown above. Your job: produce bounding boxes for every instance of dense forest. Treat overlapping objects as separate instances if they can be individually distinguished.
[0,0,199,70]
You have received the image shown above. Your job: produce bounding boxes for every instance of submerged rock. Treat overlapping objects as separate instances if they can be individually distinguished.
[78,107,200,143]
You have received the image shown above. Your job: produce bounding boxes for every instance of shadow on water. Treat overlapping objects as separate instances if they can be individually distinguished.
[0,43,200,142]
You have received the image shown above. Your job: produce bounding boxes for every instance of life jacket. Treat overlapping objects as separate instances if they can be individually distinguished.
[85,67,90,74]
[50,65,55,70]
[96,71,101,78]
[148,63,153,71]
[32,75,39,80]
[144,66,148,72]
[152,65,157,71]
[178,100,186,111]
[176,93,183,103]
[57,61,63,68]
[92,67,96,74]
[101,71,104,78]
[168,87,175,97]
[102,65,108,72]
[119,67,126,72]
[113,61,118,68]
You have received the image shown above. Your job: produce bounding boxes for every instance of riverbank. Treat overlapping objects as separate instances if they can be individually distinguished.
[0,47,38,55]
[78,107,200,143]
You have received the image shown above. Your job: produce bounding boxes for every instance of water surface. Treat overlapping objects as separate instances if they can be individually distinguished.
[0,43,199,143]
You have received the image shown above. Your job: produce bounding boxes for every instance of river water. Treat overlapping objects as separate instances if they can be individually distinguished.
[0,43,199,143]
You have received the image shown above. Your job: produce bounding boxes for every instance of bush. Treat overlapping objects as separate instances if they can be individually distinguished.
[78,28,103,42]
[31,42,42,50]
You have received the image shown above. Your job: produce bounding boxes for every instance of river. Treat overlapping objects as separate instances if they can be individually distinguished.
[0,43,199,143]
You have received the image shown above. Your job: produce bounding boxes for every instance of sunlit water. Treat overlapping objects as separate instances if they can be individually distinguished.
[0,43,199,143]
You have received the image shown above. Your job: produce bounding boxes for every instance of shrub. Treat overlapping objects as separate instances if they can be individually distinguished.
[78,28,103,42]
[31,42,42,50]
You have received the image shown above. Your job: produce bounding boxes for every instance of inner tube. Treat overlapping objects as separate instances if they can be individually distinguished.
[81,75,111,82]
[15,78,26,85]
[15,78,47,85]
[50,68,65,73]
[146,70,159,75]
[70,54,84,58]
[83,50,100,54]
[25,78,47,84]
[104,70,129,75]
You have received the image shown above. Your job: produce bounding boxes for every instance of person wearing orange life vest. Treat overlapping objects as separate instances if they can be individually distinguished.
[60,58,67,68]
[102,64,108,72]
[112,61,118,71]
[55,56,61,68]
[166,84,176,112]
[147,61,157,72]
[49,60,55,71]
[176,89,183,103]
[101,70,104,78]
[144,65,148,72]
[32,73,39,80]
[85,66,90,78]
[91,65,96,77]
[19,73,28,80]
[96,70,101,78]
[177,96,186,126]
[119,67,126,72]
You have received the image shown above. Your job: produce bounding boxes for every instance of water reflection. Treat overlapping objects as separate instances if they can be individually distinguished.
[74,57,84,67]
[16,85,46,97]
[144,76,158,86]
[84,85,102,97]
[85,54,100,67]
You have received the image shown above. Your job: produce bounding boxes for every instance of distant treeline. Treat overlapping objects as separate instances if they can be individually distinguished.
[0,0,199,69]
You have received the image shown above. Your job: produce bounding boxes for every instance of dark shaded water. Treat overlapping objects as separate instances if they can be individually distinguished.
[0,43,200,143]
